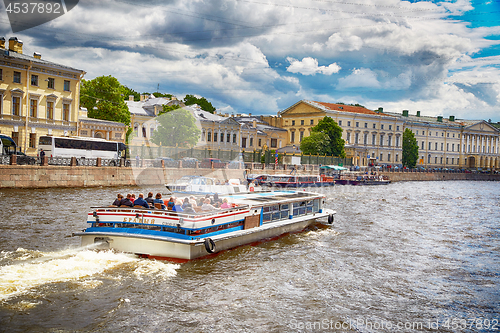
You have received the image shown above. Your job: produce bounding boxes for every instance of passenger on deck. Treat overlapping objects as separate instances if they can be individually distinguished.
[182,203,196,214]
[145,192,155,206]
[220,198,231,209]
[166,197,175,210]
[130,193,136,204]
[120,194,134,207]
[134,193,150,209]
[112,194,123,206]
[189,196,198,207]
[172,200,184,212]
[181,197,190,209]
[154,193,166,209]
[201,198,218,211]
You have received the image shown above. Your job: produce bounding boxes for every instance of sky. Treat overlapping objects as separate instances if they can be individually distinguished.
[1,0,500,122]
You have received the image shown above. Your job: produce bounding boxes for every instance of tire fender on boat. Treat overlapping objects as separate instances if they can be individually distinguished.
[327,214,334,225]
[204,238,216,253]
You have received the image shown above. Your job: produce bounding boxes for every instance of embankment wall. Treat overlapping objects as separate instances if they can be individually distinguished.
[0,166,498,189]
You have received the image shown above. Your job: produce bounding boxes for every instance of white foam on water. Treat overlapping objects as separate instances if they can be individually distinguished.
[133,259,180,280]
[0,249,139,302]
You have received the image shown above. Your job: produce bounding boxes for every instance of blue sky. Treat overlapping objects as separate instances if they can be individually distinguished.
[1,0,499,122]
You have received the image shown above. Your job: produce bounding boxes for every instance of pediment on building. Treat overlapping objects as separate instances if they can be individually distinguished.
[279,100,327,117]
[465,121,499,133]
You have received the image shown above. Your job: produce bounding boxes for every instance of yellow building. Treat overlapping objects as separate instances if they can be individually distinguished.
[0,37,85,155]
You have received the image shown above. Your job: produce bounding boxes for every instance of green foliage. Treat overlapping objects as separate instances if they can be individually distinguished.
[150,108,201,147]
[308,116,346,158]
[402,128,419,168]
[260,150,281,164]
[300,132,330,155]
[160,104,181,115]
[184,94,216,113]
[80,75,130,126]
[123,86,140,101]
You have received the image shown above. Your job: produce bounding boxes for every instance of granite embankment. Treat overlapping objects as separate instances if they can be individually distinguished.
[0,165,498,189]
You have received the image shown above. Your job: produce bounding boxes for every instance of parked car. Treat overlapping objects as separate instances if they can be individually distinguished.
[155,156,177,167]
[180,157,199,168]
[200,158,225,168]
[11,151,36,165]
[227,160,245,169]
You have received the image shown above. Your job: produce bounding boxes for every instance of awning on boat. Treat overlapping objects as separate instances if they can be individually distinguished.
[320,165,348,171]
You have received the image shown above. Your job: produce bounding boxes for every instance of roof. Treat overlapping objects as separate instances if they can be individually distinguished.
[276,145,302,153]
[1,49,85,73]
[305,100,395,117]
[79,117,126,128]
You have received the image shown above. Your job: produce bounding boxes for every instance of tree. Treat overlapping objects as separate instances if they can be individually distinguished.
[309,116,346,158]
[150,108,201,147]
[300,132,330,155]
[402,128,419,168]
[123,86,140,101]
[159,104,181,115]
[184,94,216,113]
[80,75,130,126]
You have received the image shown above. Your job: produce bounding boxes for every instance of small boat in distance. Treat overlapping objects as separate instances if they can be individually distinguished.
[166,175,247,195]
[74,190,335,262]
[261,174,336,188]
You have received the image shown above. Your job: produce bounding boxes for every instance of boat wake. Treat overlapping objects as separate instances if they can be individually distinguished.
[0,246,179,303]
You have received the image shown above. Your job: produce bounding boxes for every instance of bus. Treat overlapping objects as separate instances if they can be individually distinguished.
[38,136,127,166]
[0,134,17,155]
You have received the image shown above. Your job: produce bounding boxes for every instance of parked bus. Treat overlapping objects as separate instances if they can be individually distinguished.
[0,134,17,155]
[38,136,127,166]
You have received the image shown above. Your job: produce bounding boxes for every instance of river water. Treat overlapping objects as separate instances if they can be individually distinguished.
[0,181,498,332]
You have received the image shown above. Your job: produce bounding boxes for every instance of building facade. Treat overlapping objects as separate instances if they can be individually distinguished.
[0,37,85,155]
[272,100,499,169]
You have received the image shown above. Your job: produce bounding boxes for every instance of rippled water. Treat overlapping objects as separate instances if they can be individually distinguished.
[0,182,499,332]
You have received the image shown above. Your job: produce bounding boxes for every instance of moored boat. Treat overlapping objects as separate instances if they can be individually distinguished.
[74,190,335,262]
[261,174,336,188]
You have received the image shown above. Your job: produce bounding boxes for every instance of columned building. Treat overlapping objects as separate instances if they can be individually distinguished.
[460,121,499,169]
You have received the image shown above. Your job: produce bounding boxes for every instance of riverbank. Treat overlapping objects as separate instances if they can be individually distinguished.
[0,165,498,189]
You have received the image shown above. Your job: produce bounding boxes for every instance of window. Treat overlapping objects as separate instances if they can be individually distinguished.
[389,125,392,130]
[47,101,54,119]
[435,142,438,150]
[441,143,443,151]
[249,137,253,147]
[447,133,449,137]
[310,119,314,125]
[220,133,224,142]
[388,136,392,147]
[429,132,431,136]
[301,120,304,125]
[213,132,217,142]
[446,143,449,151]
[421,141,424,149]
[440,157,443,164]
[397,126,399,131]
[346,133,350,143]
[227,133,231,143]
[381,124,384,130]
[416,130,419,135]
[12,96,20,116]
[13,71,21,83]
[64,80,70,91]
[291,131,295,143]
[29,133,36,148]
[364,123,368,128]
[387,153,391,162]
[30,99,37,118]
[271,138,277,148]
[62,103,70,121]
[396,154,398,162]
[11,132,19,146]
[356,122,359,127]
[241,137,247,148]
[0,68,3,80]
[355,133,359,144]
[48,77,55,89]
[380,134,384,147]
[299,131,304,142]
[428,155,431,163]
[142,126,146,138]
[150,128,154,137]
[292,120,295,126]
[435,156,438,164]
[373,124,376,129]
[442,132,444,137]
[451,158,454,165]
[395,136,400,147]
[429,142,431,150]
[422,131,425,135]
[452,144,454,152]
[364,133,368,145]
[31,75,38,86]
[233,134,237,143]
[372,134,376,146]
[258,138,262,147]
[380,153,383,161]
[347,121,351,127]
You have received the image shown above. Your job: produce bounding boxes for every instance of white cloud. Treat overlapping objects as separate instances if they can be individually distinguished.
[286,57,340,75]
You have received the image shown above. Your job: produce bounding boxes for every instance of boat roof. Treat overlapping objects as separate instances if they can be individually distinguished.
[223,190,322,205]
[320,165,348,170]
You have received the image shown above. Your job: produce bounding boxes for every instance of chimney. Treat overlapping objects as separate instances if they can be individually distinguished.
[33,52,41,59]
[9,37,23,53]
[225,113,229,117]
[140,95,145,102]
[129,95,134,101]
[171,96,177,101]
[154,105,158,116]
[378,107,383,113]
[437,116,443,123]
[253,120,257,128]
[249,113,252,117]
[0,37,5,49]
[416,111,421,117]
[449,115,455,122]
[402,110,409,117]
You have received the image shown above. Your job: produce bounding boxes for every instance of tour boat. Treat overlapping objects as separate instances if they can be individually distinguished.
[261,174,336,188]
[74,190,335,262]
[166,175,247,195]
